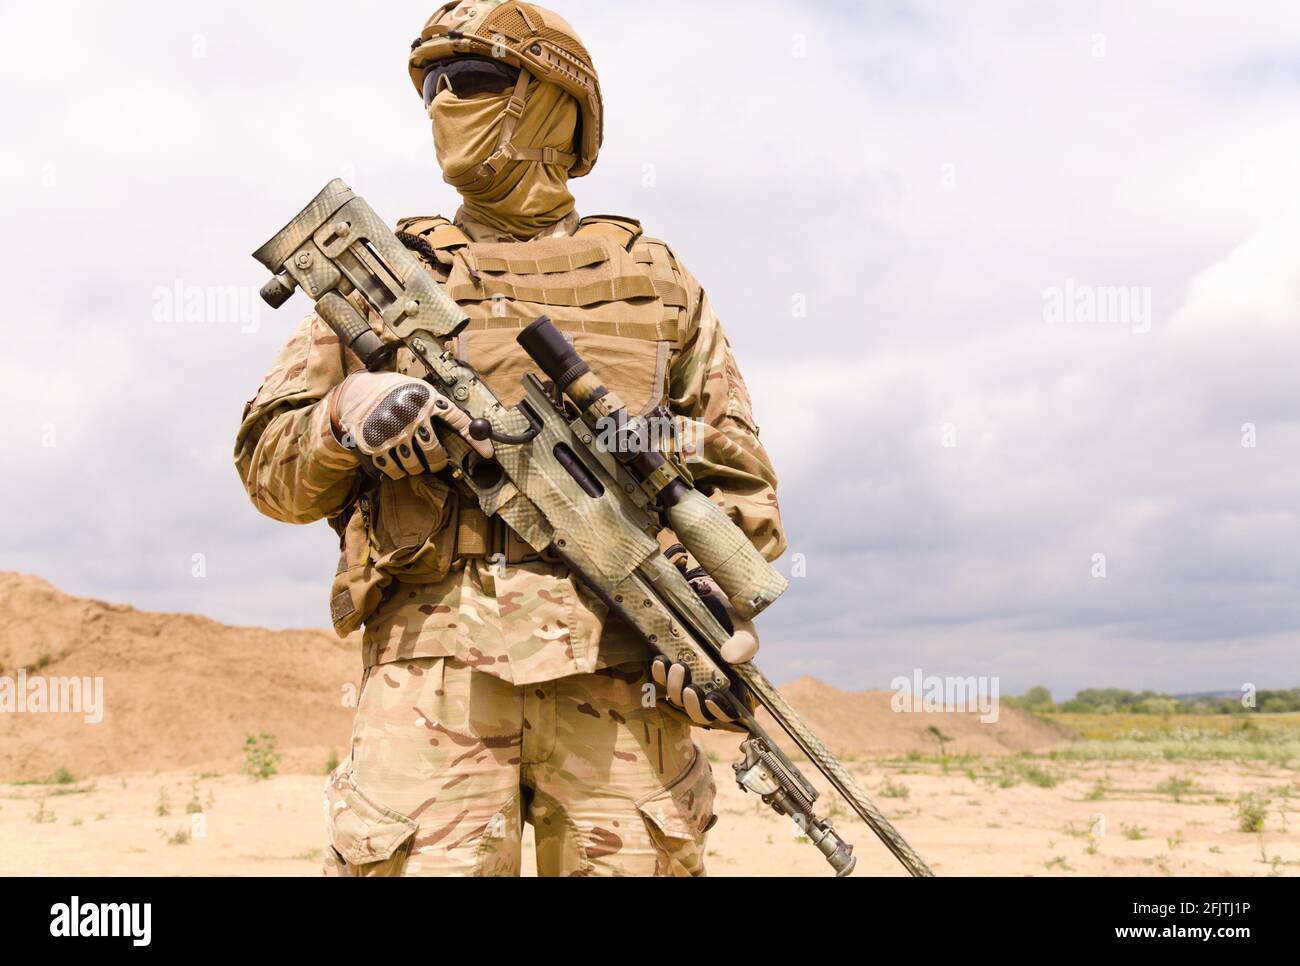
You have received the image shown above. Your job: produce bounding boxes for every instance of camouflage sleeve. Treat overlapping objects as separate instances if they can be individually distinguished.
[668,268,787,563]
[233,313,361,524]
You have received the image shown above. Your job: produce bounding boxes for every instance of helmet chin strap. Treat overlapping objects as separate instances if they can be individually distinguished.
[443,67,578,193]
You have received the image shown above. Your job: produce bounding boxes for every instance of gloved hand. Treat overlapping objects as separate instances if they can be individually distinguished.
[329,371,492,480]
[651,573,759,729]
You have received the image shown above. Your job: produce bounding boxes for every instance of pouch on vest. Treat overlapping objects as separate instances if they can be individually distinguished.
[328,476,458,636]
[445,233,675,419]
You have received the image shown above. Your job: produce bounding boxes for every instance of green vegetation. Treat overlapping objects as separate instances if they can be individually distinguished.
[976,758,1064,789]
[879,778,909,799]
[1085,779,1110,800]
[1155,775,1200,801]
[1003,685,1300,762]
[1008,685,1300,716]
[1042,718,1300,763]
[15,767,77,786]
[241,733,281,781]
[1235,793,1269,833]
[1020,764,1061,789]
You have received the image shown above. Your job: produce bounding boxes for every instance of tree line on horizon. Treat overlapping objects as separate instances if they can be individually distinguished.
[1007,686,1300,715]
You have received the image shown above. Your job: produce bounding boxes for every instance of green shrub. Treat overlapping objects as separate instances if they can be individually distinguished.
[241,733,281,781]
[1235,793,1268,833]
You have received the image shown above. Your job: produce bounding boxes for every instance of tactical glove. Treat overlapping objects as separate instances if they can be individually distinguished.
[651,573,759,729]
[329,371,492,480]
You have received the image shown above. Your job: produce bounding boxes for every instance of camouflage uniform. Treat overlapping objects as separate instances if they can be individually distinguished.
[323,657,715,876]
[236,204,782,875]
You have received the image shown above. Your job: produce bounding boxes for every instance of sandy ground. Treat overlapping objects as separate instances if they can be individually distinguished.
[3,573,1296,876]
[4,757,1295,877]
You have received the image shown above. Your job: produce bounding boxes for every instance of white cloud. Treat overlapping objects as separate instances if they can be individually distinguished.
[1,0,1296,695]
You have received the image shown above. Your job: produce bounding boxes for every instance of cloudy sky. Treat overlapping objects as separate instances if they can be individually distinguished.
[2,0,1296,697]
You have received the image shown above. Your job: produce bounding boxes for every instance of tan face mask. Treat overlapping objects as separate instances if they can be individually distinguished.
[430,79,578,239]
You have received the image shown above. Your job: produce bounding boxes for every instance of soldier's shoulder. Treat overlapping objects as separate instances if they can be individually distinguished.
[394,214,469,272]
[579,215,698,336]
[575,212,643,249]
[579,214,693,281]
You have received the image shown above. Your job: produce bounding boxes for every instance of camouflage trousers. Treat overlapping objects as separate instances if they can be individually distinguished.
[323,656,717,876]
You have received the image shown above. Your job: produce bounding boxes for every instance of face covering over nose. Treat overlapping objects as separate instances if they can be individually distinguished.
[430,79,578,239]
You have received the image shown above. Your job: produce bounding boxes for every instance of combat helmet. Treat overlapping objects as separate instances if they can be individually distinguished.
[408,0,603,179]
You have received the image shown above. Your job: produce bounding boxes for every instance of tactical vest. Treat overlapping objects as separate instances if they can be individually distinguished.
[326,213,696,637]
[392,213,692,418]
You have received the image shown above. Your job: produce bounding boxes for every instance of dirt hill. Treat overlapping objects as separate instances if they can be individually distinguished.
[0,573,359,781]
[0,573,1066,781]
[698,675,1069,761]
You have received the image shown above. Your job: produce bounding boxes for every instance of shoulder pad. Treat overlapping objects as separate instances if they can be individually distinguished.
[395,215,471,251]
[576,213,643,251]
[631,235,692,319]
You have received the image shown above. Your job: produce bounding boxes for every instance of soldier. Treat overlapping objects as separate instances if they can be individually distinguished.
[235,0,785,876]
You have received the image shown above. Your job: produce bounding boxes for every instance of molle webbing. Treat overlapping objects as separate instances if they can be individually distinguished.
[467,237,607,274]
[393,213,688,346]
[633,240,689,310]
[455,502,491,557]
[445,234,657,307]
[459,314,679,343]
[447,269,655,306]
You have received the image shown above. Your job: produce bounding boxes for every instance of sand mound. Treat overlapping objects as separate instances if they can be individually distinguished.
[0,573,359,781]
[0,573,1066,781]
[698,675,1069,760]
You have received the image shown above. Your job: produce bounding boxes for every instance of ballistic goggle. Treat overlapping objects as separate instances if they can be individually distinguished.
[422,55,522,107]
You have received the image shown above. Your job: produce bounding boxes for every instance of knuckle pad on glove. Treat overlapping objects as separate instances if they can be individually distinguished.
[362,384,431,448]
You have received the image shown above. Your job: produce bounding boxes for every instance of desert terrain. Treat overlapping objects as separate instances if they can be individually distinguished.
[2,573,1296,876]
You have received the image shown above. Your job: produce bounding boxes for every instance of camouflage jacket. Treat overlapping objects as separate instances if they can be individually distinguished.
[234,207,785,684]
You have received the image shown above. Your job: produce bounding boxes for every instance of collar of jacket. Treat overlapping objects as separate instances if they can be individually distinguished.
[453,206,579,243]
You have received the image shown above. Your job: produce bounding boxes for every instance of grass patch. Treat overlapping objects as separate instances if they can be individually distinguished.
[14,767,77,786]
[879,778,909,799]
[1045,711,1300,742]
[1235,793,1269,833]
[984,760,1063,789]
[1155,775,1202,801]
